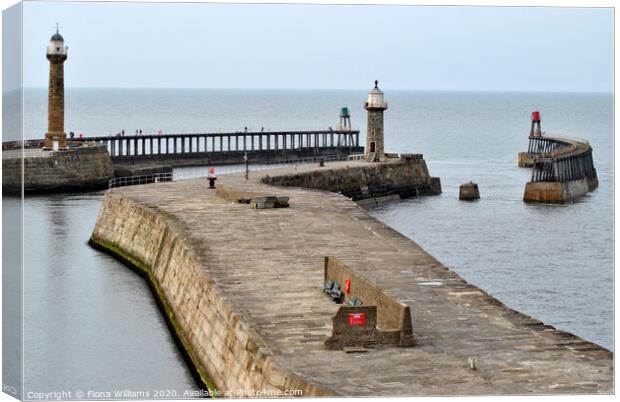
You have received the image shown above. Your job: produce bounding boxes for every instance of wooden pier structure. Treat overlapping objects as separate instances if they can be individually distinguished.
[529,137,596,183]
[74,130,362,164]
[523,135,598,203]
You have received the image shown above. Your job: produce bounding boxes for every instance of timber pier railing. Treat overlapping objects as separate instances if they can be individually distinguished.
[523,134,598,203]
[73,130,361,161]
[527,136,596,183]
[526,136,572,156]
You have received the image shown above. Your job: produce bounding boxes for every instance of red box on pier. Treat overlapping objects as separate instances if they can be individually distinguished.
[348,313,366,326]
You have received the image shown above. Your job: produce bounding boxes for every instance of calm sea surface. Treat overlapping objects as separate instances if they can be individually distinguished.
[3,88,613,394]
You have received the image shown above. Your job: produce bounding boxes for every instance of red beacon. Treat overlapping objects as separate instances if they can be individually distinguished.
[530,111,542,137]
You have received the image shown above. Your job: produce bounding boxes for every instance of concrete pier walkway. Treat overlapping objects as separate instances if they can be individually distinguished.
[92,160,612,396]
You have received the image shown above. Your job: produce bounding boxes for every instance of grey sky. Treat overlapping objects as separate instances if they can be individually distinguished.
[15,1,615,91]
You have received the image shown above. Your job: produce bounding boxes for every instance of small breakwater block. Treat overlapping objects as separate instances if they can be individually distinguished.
[459,182,480,201]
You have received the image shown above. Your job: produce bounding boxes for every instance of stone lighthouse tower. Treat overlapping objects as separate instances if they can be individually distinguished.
[364,80,388,162]
[43,26,68,151]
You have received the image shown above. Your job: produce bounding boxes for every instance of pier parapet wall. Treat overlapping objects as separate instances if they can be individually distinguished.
[323,257,415,349]
[262,154,441,200]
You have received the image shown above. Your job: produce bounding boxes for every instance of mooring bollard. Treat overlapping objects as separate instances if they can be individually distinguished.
[319,157,325,167]
[207,167,217,189]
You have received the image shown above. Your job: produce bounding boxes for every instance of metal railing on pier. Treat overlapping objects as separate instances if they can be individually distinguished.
[108,154,352,188]
[109,172,173,188]
[241,153,348,172]
[174,153,350,181]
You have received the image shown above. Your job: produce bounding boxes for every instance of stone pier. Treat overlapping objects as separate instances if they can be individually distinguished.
[2,143,114,193]
[89,159,612,396]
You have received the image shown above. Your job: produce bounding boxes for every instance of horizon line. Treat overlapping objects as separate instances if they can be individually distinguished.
[7,86,614,94]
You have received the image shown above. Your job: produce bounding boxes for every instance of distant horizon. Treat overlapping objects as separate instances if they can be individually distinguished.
[8,86,615,95]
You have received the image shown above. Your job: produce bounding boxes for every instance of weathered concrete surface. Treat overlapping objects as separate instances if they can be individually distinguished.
[523,174,598,203]
[2,144,114,193]
[91,160,612,396]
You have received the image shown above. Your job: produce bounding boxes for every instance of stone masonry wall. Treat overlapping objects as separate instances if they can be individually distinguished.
[262,156,441,198]
[3,144,114,193]
[90,194,335,397]
[47,60,65,134]
[324,257,414,348]
[366,109,385,160]
[324,257,413,334]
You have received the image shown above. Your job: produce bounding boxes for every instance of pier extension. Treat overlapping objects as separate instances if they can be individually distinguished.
[522,135,598,203]
[89,158,611,396]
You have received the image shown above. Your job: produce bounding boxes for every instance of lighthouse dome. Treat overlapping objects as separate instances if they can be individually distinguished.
[369,81,383,95]
[47,29,67,56]
[50,32,64,41]
[367,80,386,108]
